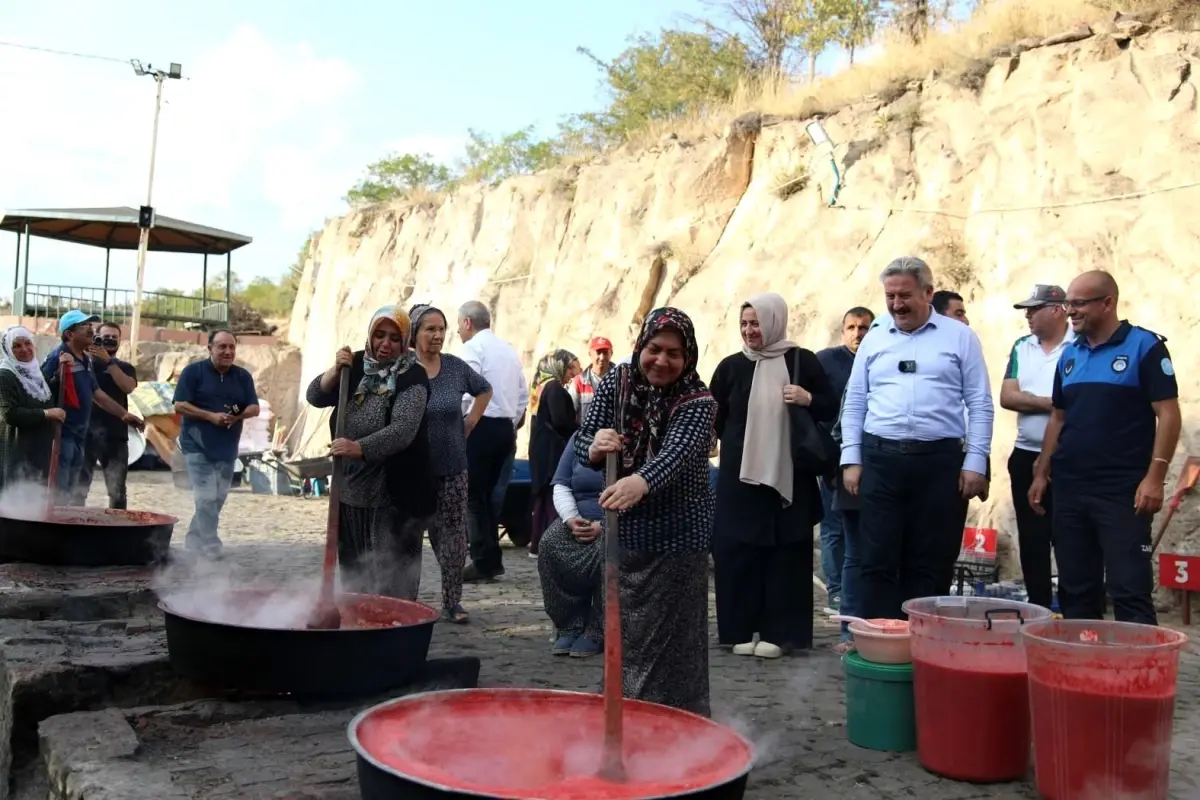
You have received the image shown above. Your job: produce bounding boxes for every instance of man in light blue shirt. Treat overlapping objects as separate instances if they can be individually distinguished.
[840,257,994,619]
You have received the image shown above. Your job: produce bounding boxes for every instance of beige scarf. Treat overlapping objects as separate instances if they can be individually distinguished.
[739,293,797,506]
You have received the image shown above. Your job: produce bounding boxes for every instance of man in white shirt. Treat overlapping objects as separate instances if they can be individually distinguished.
[458,300,530,582]
[1000,284,1069,609]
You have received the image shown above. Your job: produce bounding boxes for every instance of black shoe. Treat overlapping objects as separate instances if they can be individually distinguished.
[462,563,498,583]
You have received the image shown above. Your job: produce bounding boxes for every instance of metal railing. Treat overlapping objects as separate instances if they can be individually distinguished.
[13,284,229,329]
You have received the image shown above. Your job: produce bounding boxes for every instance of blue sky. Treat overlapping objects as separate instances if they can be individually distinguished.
[0,1,861,299]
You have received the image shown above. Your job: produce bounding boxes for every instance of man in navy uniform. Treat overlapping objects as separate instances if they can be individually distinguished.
[1029,270,1180,625]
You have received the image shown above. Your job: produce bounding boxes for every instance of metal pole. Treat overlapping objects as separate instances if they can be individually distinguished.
[225,252,232,326]
[128,72,165,365]
[21,224,30,326]
[102,247,110,315]
[12,230,19,296]
[201,252,208,314]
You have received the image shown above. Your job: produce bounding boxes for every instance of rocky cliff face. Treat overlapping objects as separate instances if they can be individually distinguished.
[289,23,1200,571]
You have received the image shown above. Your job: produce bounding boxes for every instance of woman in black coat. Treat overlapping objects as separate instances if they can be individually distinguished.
[710,293,836,658]
[528,350,580,556]
[0,326,64,490]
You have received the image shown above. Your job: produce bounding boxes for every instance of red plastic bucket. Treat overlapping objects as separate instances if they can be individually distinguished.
[1022,619,1187,800]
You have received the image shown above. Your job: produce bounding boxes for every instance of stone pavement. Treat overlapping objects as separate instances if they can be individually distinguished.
[12,471,1200,798]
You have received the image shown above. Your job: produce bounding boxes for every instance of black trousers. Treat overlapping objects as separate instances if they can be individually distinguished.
[1052,486,1156,625]
[1007,448,1054,609]
[78,431,129,509]
[712,538,813,649]
[465,416,516,576]
[858,435,964,620]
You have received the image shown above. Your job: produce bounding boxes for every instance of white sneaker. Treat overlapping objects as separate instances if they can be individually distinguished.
[754,641,783,659]
[732,642,756,656]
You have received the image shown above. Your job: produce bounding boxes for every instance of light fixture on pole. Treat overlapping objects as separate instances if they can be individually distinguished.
[805,120,843,208]
[127,59,182,365]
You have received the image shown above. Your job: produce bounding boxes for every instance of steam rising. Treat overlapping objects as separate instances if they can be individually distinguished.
[0,479,54,520]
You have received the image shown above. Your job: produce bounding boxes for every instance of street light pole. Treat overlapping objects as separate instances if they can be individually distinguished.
[127,60,181,367]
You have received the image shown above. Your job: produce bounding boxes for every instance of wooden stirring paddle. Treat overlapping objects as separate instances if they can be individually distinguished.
[598,444,626,782]
[307,366,351,630]
[44,361,66,519]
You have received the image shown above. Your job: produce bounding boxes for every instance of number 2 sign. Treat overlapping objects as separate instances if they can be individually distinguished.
[960,527,998,559]
[1158,553,1200,591]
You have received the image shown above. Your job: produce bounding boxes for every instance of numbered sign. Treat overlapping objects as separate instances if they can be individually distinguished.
[1159,553,1200,591]
[960,527,998,560]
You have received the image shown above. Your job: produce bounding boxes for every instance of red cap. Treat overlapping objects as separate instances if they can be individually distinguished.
[589,336,613,352]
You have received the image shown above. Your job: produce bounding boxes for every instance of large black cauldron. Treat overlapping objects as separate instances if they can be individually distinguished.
[161,589,437,698]
[0,507,176,566]
[349,688,753,800]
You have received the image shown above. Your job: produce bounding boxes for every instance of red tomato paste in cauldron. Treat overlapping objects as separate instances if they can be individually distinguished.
[353,689,753,799]
[161,589,438,631]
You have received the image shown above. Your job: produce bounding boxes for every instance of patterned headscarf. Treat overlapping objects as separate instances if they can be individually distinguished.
[616,307,711,474]
[407,303,446,348]
[530,349,578,415]
[356,305,417,405]
[0,326,51,403]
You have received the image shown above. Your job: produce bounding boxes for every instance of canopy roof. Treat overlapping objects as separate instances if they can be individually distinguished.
[0,206,252,255]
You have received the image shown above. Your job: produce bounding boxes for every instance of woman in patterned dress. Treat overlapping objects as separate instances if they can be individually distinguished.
[538,431,605,658]
[574,307,718,716]
[409,304,492,623]
[306,305,437,600]
[0,326,63,490]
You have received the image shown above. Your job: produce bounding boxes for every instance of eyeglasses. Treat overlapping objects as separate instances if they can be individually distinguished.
[1064,296,1108,309]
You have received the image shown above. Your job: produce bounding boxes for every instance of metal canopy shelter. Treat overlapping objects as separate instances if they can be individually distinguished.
[1,205,253,324]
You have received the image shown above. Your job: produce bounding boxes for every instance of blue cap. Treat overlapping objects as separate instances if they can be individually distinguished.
[58,310,101,335]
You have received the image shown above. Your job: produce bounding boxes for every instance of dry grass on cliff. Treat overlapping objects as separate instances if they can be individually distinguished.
[629,0,1167,147]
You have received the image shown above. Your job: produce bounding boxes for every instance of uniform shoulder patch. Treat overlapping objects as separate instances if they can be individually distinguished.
[1161,357,1175,377]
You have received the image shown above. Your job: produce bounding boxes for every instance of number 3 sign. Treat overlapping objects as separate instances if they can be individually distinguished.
[1159,553,1200,591]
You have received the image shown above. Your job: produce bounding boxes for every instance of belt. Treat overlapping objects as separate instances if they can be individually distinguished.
[863,432,963,455]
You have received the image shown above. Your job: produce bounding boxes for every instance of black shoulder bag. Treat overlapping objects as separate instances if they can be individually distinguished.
[788,349,839,479]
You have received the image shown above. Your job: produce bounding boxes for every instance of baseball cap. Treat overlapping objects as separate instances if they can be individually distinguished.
[1013,285,1066,309]
[589,336,613,352]
[58,310,101,335]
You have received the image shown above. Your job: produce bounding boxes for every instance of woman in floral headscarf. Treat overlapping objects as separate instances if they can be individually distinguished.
[574,307,718,716]
[0,326,64,490]
[528,349,581,556]
[306,305,436,599]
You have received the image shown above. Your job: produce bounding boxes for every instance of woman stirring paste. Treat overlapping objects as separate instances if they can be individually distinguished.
[710,293,835,658]
[537,431,604,658]
[409,304,492,623]
[528,349,580,557]
[0,326,64,490]
[575,307,718,716]
[306,305,436,600]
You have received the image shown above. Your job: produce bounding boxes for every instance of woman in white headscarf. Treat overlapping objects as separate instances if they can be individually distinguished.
[0,326,65,489]
[709,293,836,658]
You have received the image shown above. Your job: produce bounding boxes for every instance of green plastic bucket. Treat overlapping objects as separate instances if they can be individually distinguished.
[844,651,917,752]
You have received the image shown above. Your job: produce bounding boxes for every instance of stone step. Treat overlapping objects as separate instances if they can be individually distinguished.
[32,658,480,800]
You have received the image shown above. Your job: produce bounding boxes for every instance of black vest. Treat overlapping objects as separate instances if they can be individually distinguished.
[328,351,437,519]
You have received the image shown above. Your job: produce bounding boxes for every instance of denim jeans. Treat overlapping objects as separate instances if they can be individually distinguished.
[57,433,87,506]
[183,452,235,555]
[818,479,845,602]
[840,509,862,640]
[80,430,129,509]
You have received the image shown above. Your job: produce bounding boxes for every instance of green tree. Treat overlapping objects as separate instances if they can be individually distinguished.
[460,127,562,185]
[696,0,806,74]
[577,28,753,142]
[345,152,455,207]
[822,0,880,65]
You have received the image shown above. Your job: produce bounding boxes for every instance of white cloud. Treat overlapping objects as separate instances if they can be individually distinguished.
[0,24,362,294]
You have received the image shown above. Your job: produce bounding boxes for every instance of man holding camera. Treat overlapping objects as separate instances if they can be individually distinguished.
[79,322,138,509]
[41,311,144,505]
[839,257,994,620]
